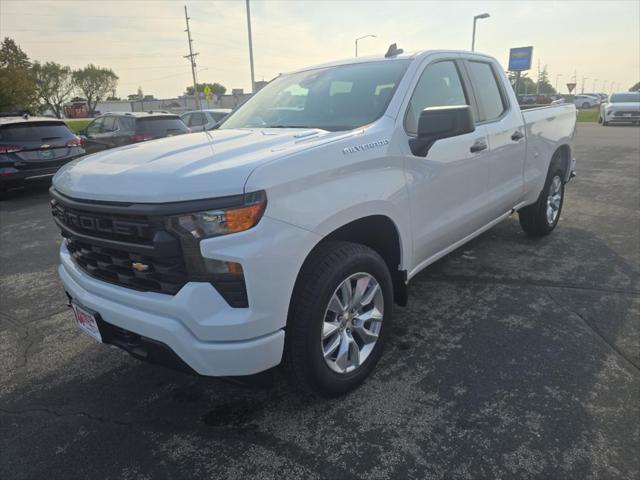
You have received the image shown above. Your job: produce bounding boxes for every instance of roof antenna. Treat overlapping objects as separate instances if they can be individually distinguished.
[385,43,404,58]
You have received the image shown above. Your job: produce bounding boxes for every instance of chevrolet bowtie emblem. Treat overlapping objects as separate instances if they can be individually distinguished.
[132,262,150,272]
[40,144,51,148]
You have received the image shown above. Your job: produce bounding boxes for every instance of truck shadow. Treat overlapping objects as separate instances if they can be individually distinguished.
[1,218,638,480]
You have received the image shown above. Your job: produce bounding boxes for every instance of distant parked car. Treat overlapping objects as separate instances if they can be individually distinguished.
[599,91,640,126]
[0,116,84,194]
[573,94,600,109]
[180,109,232,132]
[78,112,190,154]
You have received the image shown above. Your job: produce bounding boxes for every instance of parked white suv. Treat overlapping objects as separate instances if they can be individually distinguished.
[51,48,576,396]
[599,91,640,125]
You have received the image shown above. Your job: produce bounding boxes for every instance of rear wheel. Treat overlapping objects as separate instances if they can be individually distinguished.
[518,163,565,236]
[285,241,393,397]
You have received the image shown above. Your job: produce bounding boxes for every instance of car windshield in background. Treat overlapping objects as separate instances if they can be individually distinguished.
[137,117,190,136]
[0,122,75,143]
[220,60,411,131]
[610,93,640,103]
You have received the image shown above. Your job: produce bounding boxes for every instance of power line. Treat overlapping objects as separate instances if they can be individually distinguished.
[2,13,180,19]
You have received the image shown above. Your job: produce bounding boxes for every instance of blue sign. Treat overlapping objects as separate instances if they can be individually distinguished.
[508,46,533,72]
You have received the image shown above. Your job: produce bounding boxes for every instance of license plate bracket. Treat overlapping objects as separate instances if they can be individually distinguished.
[71,302,102,342]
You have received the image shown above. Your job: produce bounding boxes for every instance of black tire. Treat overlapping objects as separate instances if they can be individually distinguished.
[285,241,393,397]
[598,115,603,124]
[518,161,565,236]
[603,121,609,126]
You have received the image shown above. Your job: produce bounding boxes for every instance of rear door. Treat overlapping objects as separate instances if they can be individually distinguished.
[402,56,492,266]
[464,59,526,215]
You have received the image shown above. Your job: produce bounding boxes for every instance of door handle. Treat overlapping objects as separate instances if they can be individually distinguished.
[511,131,524,141]
[470,139,487,153]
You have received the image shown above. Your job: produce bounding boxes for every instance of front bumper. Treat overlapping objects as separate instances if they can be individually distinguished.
[57,215,319,376]
[604,113,640,123]
[0,165,60,186]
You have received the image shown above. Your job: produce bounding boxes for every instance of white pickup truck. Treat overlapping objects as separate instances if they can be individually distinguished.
[51,48,576,396]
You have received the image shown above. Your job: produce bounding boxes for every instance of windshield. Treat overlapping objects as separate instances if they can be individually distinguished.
[610,93,640,103]
[220,60,411,131]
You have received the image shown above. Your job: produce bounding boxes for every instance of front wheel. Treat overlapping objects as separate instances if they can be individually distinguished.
[285,241,393,397]
[518,165,565,236]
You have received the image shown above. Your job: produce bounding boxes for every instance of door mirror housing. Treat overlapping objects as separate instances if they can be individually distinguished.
[409,105,475,157]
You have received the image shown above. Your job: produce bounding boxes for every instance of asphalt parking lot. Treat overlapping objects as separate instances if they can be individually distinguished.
[1,123,638,480]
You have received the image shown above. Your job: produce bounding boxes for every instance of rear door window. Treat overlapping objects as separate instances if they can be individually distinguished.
[188,112,206,127]
[136,116,190,137]
[0,121,75,143]
[467,61,507,122]
[210,112,228,122]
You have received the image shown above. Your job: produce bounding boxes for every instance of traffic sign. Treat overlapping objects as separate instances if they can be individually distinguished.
[508,46,534,72]
[566,83,577,94]
[203,85,212,101]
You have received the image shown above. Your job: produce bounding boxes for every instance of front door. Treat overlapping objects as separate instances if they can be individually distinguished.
[402,58,492,270]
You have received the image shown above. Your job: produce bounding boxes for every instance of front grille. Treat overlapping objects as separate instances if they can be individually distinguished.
[66,238,188,295]
[614,111,640,117]
[52,200,153,244]
[52,189,250,306]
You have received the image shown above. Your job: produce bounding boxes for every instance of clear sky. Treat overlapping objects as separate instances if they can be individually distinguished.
[1,0,638,98]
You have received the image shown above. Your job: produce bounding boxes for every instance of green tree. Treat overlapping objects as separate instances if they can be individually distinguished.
[630,82,640,91]
[0,37,31,69]
[0,38,36,112]
[185,82,226,96]
[32,61,74,118]
[507,71,537,95]
[536,65,556,95]
[72,64,118,115]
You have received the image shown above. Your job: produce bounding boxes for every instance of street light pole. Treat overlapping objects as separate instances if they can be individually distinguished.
[355,34,376,57]
[471,13,490,51]
[555,74,562,93]
[246,0,255,94]
[581,76,588,94]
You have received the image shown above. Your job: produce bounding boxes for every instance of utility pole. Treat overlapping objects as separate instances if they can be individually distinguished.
[183,5,201,111]
[536,60,541,95]
[581,76,588,94]
[555,74,562,93]
[246,0,255,94]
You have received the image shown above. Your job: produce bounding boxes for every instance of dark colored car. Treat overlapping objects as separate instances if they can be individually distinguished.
[78,112,190,154]
[0,116,85,194]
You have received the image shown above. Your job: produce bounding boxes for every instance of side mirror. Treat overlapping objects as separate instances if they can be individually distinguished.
[409,105,475,157]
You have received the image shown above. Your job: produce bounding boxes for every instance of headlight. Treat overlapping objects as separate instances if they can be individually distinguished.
[167,190,266,240]
[165,191,267,308]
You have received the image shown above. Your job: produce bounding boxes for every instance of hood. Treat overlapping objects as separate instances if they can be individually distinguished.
[608,102,640,109]
[53,128,342,202]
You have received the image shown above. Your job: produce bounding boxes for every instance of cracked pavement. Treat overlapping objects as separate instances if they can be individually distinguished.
[1,123,638,479]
